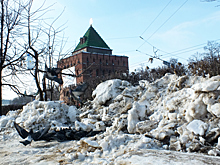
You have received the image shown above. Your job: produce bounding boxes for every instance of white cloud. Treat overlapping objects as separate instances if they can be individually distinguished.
[152,10,220,52]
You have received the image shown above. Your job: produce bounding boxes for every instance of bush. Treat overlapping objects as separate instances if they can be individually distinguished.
[188,41,220,77]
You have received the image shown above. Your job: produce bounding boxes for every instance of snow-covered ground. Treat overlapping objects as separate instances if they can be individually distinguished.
[1,73,220,164]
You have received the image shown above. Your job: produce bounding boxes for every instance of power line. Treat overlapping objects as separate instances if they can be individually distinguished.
[146,0,189,41]
[133,38,220,69]
[129,59,150,67]
[114,50,136,54]
[162,43,207,56]
[131,50,170,69]
[106,36,138,40]
[141,0,173,36]
[137,0,189,50]
[161,38,220,58]
[155,48,188,60]
[160,46,204,59]
[136,49,167,62]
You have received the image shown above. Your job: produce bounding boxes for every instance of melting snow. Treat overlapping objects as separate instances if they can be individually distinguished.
[1,74,220,164]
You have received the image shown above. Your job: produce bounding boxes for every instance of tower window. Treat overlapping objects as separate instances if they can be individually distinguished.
[96,69,99,77]
[87,57,89,65]
[80,37,87,44]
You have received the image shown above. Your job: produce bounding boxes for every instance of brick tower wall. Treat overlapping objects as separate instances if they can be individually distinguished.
[57,52,129,84]
[57,51,129,104]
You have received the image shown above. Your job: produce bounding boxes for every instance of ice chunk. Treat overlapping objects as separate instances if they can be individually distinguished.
[186,120,208,136]
[92,79,129,105]
[185,97,207,122]
[68,106,77,122]
[207,103,220,117]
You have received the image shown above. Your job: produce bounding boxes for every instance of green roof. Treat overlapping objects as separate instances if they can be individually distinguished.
[74,25,111,52]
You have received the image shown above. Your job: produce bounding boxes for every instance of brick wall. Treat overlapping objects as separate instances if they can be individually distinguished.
[57,51,129,104]
[57,52,129,84]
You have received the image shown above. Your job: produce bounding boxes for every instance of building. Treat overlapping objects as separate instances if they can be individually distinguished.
[57,25,129,104]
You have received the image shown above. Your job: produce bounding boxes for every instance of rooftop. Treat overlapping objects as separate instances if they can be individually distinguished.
[74,25,111,52]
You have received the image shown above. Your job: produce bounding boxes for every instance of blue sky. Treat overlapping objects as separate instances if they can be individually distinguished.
[39,0,220,72]
[3,0,220,100]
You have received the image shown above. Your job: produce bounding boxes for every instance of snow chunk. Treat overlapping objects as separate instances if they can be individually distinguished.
[192,80,220,92]
[15,100,70,130]
[127,102,146,133]
[92,79,129,105]
[207,103,220,117]
[186,120,208,136]
[68,106,77,122]
[185,96,207,122]
[0,116,9,127]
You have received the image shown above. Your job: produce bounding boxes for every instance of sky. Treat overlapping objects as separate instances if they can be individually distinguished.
[37,0,220,71]
[3,0,220,100]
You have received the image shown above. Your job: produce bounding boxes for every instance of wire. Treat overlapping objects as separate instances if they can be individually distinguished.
[137,0,189,50]
[161,38,220,58]
[141,0,173,36]
[106,36,138,40]
[161,46,204,59]
[136,50,155,58]
[146,0,189,41]
[129,60,150,68]
[114,50,136,54]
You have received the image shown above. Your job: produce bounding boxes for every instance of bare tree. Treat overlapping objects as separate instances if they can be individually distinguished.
[0,0,30,115]
[0,0,66,114]
[0,0,93,114]
[26,0,67,101]
[188,41,220,77]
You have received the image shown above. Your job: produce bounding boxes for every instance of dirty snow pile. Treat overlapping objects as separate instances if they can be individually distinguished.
[1,73,220,164]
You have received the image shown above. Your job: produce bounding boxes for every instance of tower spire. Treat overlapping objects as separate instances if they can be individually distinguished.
[89,18,93,26]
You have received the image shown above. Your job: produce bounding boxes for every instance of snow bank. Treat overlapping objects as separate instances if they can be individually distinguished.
[2,74,220,164]
[92,79,130,105]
